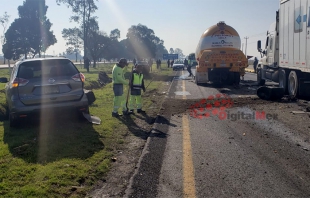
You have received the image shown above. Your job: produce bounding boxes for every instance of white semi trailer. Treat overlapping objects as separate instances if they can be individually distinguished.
[257,0,310,97]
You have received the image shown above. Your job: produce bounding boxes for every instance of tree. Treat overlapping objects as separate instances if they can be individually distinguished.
[169,48,174,54]
[103,29,121,60]
[56,0,98,63]
[155,43,168,59]
[110,29,120,41]
[86,19,110,67]
[3,0,56,60]
[62,27,82,62]
[0,12,10,63]
[174,48,184,59]
[126,24,158,60]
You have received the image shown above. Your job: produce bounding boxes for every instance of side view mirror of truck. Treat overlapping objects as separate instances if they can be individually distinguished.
[257,40,262,52]
[0,77,8,83]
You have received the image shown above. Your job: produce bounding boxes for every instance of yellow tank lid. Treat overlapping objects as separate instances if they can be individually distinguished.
[201,21,240,38]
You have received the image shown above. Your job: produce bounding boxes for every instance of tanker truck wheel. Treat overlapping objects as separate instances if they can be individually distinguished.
[234,72,240,85]
[227,72,235,85]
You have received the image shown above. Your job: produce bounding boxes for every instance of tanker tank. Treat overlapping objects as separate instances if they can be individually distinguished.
[194,21,248,85]
[195,22,241,59]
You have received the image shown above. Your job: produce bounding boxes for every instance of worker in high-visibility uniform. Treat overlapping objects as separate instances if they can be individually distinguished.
[112,58,129,117]
[129,64,146,114]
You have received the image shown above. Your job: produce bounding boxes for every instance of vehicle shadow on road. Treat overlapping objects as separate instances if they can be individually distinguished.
[3,114,104,164]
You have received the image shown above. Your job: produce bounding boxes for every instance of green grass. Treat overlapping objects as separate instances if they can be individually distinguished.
[0,63,173,197]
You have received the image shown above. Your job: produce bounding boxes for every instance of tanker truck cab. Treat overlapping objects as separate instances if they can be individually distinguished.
[257,19,280,86]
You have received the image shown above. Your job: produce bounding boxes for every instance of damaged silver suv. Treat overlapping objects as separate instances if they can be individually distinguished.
[5,57,89,127]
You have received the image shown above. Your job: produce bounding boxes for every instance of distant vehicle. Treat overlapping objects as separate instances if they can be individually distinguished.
[174,60,183,64]
[172,63,185,71]
[195,21,248,85]
[257,0,310,97]
[136,61,148,66]
[1,57,89,127]
[135,61,150,74]
[192,61,198,67]
[188,53,198,67]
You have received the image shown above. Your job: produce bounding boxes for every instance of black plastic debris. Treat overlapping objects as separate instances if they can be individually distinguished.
[257,86,285,100]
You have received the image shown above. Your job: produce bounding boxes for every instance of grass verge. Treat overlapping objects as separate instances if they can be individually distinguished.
[0,63,173,197]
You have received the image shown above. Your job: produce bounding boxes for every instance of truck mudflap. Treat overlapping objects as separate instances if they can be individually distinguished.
[195,71,209,84]
[195,49,247,85]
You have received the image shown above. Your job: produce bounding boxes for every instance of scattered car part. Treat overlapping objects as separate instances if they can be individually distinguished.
[82,112,101,125]
[257,86,284,100]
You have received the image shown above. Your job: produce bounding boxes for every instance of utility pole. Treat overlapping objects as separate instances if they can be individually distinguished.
[244,36,249,58]
[242,43,244,53]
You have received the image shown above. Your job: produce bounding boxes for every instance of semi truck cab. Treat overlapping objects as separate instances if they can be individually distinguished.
[257,12,280,86]
[256,2,310,98]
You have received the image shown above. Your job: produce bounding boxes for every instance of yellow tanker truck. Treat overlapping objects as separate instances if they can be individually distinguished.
[195,21,248,85]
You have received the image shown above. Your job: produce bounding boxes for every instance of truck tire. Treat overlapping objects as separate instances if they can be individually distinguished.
[234,72,240,85]
[257,68,265,86]
[227,73,235,85]
[288,71,299,98]
[279,68,288,94]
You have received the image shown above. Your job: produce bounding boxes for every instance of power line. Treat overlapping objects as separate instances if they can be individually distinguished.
[247,32,266,38]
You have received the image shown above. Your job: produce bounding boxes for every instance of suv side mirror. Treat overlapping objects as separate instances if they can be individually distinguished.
[0,77,8,83]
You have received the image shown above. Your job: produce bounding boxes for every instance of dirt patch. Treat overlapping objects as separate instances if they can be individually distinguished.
[98,71,112,86]
[87,77,172,198]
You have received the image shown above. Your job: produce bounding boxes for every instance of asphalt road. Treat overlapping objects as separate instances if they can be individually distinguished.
[126,70,310,198]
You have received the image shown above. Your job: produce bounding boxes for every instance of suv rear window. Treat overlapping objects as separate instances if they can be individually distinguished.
[18,59,78,79]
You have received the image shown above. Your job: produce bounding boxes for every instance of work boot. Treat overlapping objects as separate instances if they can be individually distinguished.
[123,110,133,115]
[112,112,122,117]
[137,109,145,114]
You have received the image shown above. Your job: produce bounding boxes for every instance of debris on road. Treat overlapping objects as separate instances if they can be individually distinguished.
[83,112,101,125]
[291,111,310,115]
[85,89,96,105]
[257,86,285,100]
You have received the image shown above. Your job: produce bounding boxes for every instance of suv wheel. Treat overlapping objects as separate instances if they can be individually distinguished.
[78,106,90,121]
[9,112,19,127]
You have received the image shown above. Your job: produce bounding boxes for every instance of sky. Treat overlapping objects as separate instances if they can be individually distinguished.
[2,0,280,59]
